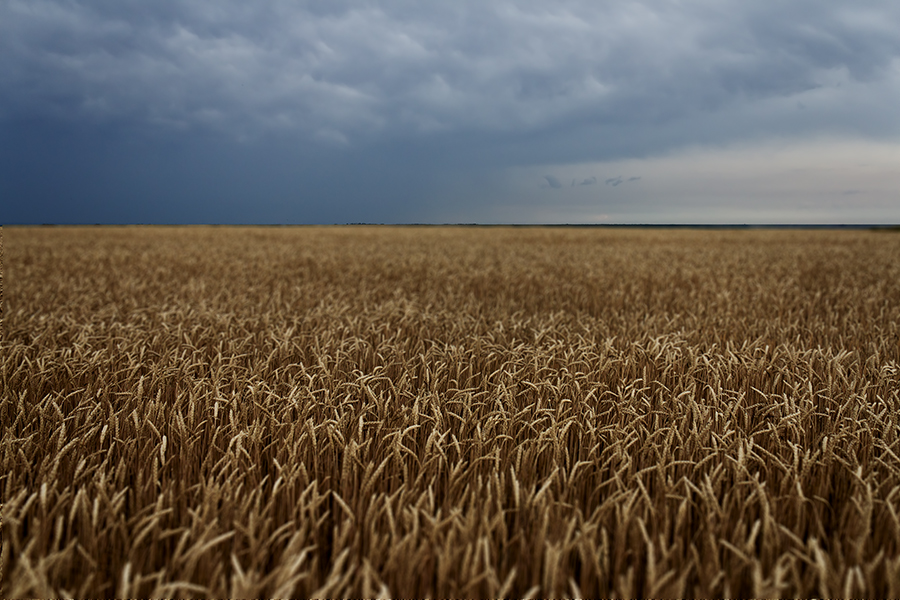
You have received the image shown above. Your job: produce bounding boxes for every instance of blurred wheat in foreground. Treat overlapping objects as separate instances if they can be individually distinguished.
[2,225,900,598]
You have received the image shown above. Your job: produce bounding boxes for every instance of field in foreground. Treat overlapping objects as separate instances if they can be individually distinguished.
[3,225,900,597]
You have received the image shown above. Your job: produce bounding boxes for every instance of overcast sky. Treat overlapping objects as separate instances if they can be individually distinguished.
[2,0,900,224]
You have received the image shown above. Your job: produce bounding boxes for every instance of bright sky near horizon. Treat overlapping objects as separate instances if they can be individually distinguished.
[2,1,900,224]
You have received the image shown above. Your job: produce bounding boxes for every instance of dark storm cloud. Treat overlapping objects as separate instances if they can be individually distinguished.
[605,176,641,187]
[544,175,563,189]
[2,0,900,223]
[4,1,899,145]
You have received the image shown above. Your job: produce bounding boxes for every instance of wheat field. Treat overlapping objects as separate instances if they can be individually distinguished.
[2,225,900,598]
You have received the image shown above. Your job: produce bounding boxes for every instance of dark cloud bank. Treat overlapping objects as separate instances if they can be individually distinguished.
[2,1,899,223]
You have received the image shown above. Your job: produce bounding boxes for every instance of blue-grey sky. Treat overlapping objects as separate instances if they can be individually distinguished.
[3,0,900,224]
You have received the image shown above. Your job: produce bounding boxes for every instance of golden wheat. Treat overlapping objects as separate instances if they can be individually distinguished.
[2,225,900,597]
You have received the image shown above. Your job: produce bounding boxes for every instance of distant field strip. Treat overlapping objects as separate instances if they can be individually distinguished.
[2,226,900,597]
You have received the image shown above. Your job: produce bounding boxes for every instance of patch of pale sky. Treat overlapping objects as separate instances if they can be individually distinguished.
[504,138,900,223]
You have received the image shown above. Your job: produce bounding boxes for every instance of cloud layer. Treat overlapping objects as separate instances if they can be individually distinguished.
[6,1,900,145]
[3,1,900,222]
